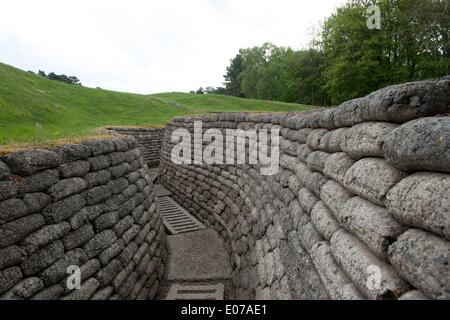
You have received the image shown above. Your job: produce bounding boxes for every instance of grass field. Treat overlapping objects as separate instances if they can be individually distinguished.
[153,92,312,113]
[0,62,312,147]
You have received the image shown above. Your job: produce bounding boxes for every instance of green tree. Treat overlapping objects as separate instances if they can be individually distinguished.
[255,46,293,101]
[223,43,329,105]
[322,0,386,104]
[196,87,205,94]
[289,49,329,105]
[239,43,276,99]
[224,54,245,97]
[322,0,450,104]
[204,86,226,94]
[221,0,448,106]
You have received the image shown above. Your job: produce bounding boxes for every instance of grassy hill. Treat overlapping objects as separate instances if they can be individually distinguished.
[0,62,312,147]
[153,92,312,113]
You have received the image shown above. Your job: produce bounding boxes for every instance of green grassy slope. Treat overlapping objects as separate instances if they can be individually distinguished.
[153,92,312,113]
[0,62,312,146]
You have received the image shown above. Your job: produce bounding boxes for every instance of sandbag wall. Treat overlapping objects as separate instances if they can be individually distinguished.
[0,137,167,300]
[159,79,450,300]
[106,127,165,168]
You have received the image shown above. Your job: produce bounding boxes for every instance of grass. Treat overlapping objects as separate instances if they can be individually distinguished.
[0,134,116,157]
[153,92,313,113]
[0,62,313,148]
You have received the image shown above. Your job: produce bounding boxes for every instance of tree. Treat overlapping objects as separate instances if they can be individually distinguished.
[213,87,226,94]
[438,0,450,74]
[255,46,293,102]
[322,0,450,104]
[204,86,226,94]
[69,76,81,85]
[47,72,59,81]
[289,49,329,106]
[220,0,449,106]
[224,54,245,97]
[223,43,329,105]
[39,71,82,85]
[205,86,215,94]
[322,0,387,104]
[239,43,278,99]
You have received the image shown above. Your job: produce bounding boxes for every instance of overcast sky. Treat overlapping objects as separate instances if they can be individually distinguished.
[0,0,348,94]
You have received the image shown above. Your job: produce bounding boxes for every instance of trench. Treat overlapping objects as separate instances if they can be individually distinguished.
[153,183,234,300]
[0,78,448,300]
[140,77,449,301]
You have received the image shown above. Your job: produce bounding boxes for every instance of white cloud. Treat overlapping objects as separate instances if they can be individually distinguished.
[0,0,347,93]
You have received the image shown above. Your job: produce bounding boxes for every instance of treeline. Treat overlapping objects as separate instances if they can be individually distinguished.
[222,0,449,106]
[32,70,82,86]
[190,86,226,95]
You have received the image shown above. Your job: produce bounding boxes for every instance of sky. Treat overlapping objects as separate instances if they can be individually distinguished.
[0,0,348,94]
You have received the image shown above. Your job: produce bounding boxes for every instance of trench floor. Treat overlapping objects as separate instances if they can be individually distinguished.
[166,229,232,282]
[160,228,235,300]
[154,184,234,300]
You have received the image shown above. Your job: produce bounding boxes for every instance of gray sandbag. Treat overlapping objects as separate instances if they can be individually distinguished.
[362,79,450,123]
[331,229,409,300]
[341,122,398,160]
[383,117,450,173]
[388,229,450,300]
[343,158,407,206]
[386,172,450,240]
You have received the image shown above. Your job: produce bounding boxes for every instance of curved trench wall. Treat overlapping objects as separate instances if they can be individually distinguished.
[159,79,450,300]
[0,136,166,300]
[106,127,165,168]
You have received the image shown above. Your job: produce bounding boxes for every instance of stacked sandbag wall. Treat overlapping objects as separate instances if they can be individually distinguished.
[0,136,167,300]
[106,127,165,168]
[158,79,450,300]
